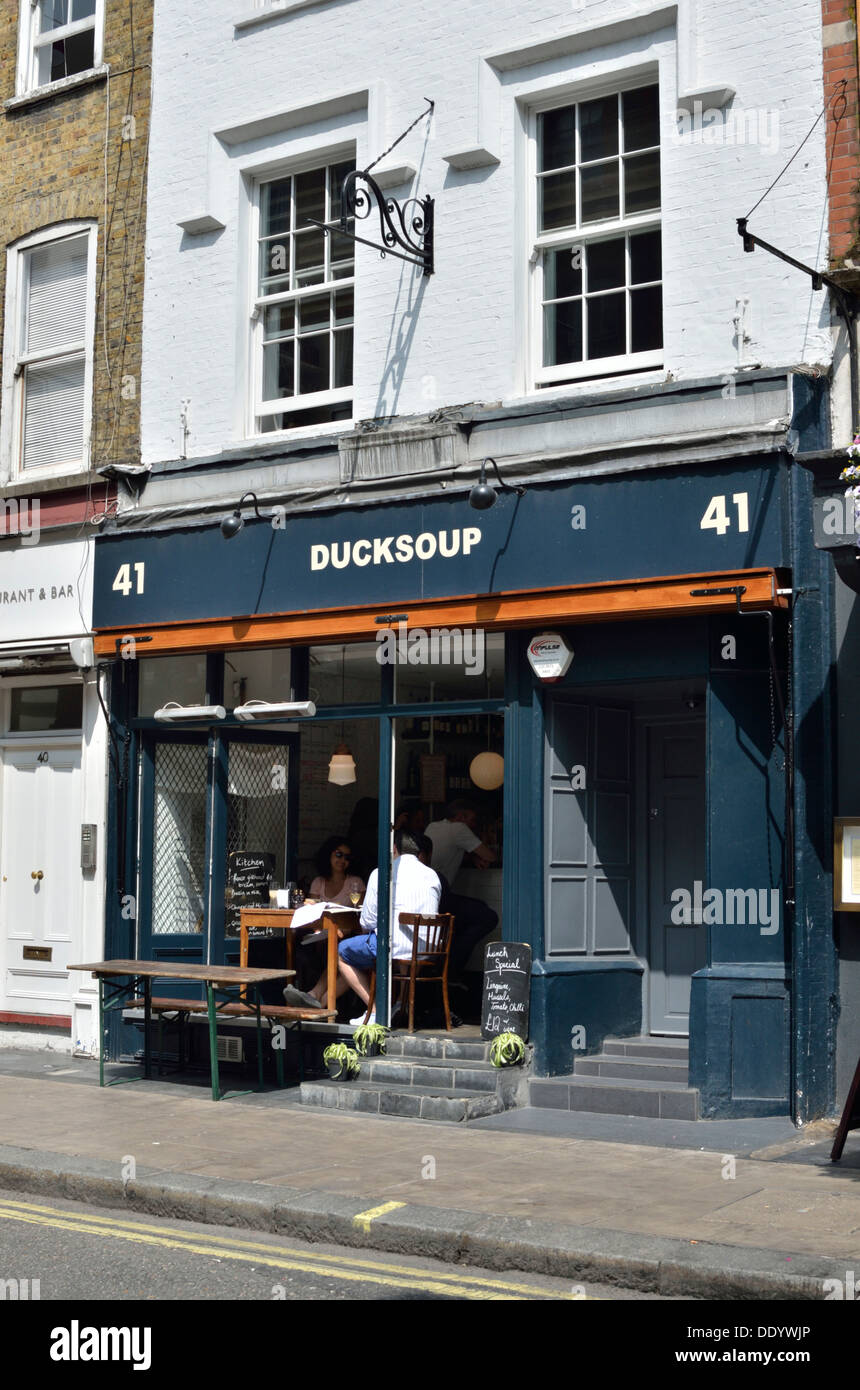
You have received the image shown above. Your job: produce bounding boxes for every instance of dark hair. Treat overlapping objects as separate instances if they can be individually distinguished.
[393,829,420,857]
[315,835,351,879]
[416,833,434,863]
[446,798,476,819]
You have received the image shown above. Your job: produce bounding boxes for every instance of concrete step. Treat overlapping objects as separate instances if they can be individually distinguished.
[603,1036,690,1061]
[573,1055,689,1084]
[299,1078,505,1122]
[363,1054,499,1092]
[383,1034,492,1063]
[530,1073,699,1120]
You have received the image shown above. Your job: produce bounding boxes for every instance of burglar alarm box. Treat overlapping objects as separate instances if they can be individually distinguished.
[81,824,97,871]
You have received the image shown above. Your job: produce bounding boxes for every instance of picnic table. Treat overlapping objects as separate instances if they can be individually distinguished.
[239,905,362,1010]
[68,960,296,1101]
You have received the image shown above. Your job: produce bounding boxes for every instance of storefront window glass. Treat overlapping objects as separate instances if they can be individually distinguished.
[308,642,381,705]
[224,647,292,707]
[394,631,505,703]
[138,654,207,717]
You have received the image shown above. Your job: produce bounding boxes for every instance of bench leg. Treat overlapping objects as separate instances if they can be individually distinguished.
[206,983,220,1101]
[143,978,152,1080]
[98,978,105,1087]
[255,992,264,1091]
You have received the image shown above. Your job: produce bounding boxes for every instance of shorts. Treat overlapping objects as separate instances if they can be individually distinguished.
[338,931,377,969]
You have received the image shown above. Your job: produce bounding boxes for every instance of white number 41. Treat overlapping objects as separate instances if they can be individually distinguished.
[112,562,145,596]
[700,492,749,536]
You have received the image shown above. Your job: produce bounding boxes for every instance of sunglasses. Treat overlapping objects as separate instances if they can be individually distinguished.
[333,850,350,859]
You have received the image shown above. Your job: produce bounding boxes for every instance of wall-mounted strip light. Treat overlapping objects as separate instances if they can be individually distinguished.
[233,700,316,721]
[154,702,227,722]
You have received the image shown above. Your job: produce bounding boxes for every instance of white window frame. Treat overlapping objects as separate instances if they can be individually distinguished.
[16,0,104,97]
[528,75,663,391]
[249,148,355,439]
[0,222,98,482]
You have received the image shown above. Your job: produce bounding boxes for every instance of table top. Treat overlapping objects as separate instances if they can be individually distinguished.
[68,960,295,984]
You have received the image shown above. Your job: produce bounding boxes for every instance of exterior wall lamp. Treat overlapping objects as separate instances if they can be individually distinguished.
[220,492,276,539]
[154,702,227,721]
[233,700,316,721]
[469,458,526,511]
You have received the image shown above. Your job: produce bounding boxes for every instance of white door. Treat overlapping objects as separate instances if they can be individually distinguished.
[0,743,82,1018]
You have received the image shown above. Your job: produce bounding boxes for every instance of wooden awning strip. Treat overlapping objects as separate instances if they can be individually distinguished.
[93,568,787,657]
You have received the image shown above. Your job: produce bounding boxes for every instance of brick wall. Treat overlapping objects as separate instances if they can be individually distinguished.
[0,0,153,490]
[823,0,860,263]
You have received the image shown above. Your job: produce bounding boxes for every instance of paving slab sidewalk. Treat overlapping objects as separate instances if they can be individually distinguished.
[0,1062,858,1299]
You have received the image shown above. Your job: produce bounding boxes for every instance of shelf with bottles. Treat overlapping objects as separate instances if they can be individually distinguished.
[399,713,503,741]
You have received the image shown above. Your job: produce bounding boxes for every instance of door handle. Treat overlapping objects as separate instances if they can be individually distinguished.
[31,870,44,880]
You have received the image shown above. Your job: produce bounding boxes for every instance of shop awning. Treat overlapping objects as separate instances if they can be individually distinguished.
[92,568,788,658]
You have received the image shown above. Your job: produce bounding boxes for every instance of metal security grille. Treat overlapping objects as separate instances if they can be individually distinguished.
[225,742,289,936]
[151,742,207,936]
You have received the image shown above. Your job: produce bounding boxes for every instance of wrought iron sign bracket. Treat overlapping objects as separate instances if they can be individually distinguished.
[307,168,434,276]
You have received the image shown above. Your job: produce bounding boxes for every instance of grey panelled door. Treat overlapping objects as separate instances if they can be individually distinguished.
[546,700,634,957]
[647,720,706,1035]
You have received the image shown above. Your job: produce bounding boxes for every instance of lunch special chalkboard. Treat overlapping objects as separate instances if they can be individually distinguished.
[226,851,274,938]
[481,941,531,1040]
[832,1054,860,1161]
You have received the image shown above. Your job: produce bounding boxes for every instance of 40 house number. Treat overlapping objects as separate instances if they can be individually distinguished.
[111,563,145,596]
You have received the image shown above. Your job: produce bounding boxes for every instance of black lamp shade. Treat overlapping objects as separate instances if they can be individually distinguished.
[469,481,497,510]
[220,511,244,540]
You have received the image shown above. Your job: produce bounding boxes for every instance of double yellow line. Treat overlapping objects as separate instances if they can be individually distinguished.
[0,1196,577,1300]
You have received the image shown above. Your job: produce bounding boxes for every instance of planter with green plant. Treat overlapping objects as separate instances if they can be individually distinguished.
[352,1021,389,1057]
[322,1042,361,1080]
[489,1032,525,1068]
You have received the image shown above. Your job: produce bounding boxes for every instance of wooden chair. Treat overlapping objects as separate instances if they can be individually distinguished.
[364,912,455,1031]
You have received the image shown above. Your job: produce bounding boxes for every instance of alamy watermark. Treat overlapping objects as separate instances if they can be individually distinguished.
[670,882,780,936]
[666,102,780,154]
[375,620,485,676]
[0,497,40,546]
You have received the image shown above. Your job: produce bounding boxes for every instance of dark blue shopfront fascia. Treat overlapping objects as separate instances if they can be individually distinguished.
[94,457,835,1120]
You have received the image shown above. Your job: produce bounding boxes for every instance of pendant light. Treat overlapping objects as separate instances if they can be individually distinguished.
[470,709,503,790]
[327,647,357,785]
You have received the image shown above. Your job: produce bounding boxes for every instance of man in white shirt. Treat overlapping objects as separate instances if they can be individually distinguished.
[425,800,496,885]
[304,829,441,1023]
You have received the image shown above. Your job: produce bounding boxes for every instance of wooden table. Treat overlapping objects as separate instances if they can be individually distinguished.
[239,907,361,1011]
[69,959,294,1101]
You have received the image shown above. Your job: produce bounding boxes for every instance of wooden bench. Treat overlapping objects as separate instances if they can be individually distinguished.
[126,997,337,1084]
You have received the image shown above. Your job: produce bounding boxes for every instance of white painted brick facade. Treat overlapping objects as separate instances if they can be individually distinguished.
[141,0,830,463]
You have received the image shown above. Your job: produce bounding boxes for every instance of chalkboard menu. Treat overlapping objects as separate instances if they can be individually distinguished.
[832,1054,860,1161]
[481,941,531,1040]
[226,850,274,938]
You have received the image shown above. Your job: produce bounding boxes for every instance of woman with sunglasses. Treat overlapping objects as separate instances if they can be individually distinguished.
[308,836,365,906]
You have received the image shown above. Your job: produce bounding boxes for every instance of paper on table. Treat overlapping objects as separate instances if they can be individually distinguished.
[288,901,361,931]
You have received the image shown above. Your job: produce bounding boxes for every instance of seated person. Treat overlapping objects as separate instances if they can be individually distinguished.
[307,836,365,905]
[425,799,496,885]
[297,830,440,1022]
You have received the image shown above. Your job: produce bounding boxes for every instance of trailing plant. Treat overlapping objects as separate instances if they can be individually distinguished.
[352,1021,389,1056]
[489,1031,525,1068]
[323,1042,361,1078]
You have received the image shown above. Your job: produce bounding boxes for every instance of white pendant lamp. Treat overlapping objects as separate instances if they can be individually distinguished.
[469,750,504,790]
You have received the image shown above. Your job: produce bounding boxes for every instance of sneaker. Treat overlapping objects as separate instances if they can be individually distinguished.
[351,1010,375,1026]
[283,985,324,1010]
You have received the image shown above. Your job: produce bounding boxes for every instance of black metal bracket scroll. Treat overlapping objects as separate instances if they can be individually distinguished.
[307,168,434,276]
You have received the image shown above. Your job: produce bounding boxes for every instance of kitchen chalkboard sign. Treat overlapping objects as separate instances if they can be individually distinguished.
[226,850,274,938]
[481,941,531,1040]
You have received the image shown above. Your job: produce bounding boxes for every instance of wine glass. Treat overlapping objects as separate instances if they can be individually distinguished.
[349,889,361,908]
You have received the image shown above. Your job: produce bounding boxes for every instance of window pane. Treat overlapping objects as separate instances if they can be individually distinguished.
[587,238,625,292]
[261,180,291,239]
[540,173,576,231]
[23,356,85,468]
[263,303,294,340]
[544,247,582,301]
[293,230,325,287]
[334,328,353,388]
[539,106,575,171]
[39,1,70,32]
[138,655,207,718]
[263,340,295,400]
[335,287,354,325]
[39,29,93,83]
[299,334,330,394]
[298,294,330,334]
[544,300,582,367]
[580,163,619,223]
[587,292,626,359]
[579,95,619,163]
[294,168,326,227]
[26,235,88,352]
[330,162,354,220]
[631,285,663,351]
[630,230,661,284]
[624,151,661,214]
[259,238,290,295]
[10,684,82,732]
[623,85,660,152]
[71,0,96,19]
[265,401,352,431]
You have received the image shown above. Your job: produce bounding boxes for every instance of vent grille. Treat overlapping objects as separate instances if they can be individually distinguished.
[216,1036,243,1063]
